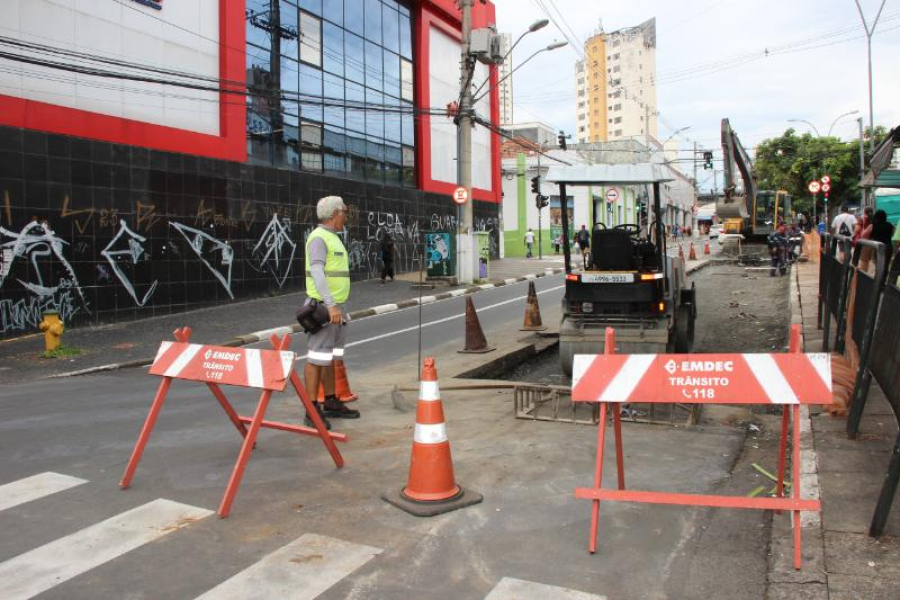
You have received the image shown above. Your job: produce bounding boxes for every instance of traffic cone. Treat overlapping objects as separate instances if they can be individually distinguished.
[704,240,711,255]
[458,296,495,353]
[317,359,359,403]
[520,280,547,331]
[382,358,482,516]
[689,242,697,260]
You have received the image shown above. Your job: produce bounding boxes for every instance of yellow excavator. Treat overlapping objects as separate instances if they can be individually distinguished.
[718,118,791,238]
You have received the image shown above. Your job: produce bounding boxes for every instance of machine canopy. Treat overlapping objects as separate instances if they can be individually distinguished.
[544,163,674,186]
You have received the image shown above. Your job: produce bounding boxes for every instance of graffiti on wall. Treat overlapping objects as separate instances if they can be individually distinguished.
[170,222,235,299]
[101,220,158,306]
[252,215,297,288]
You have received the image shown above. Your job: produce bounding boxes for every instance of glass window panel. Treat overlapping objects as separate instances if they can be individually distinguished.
[365,41,383,91]
[247,0,272,50]
[365,89,384,139]
[345,0,364,35]
[400,58,413,101]
[398,2,409,17]
[324,126,346,152]
[280,2,299,61]
[345,32,365,84]
[300,12,322,67]
[325,152,346,174]
[384,142,402,184]
[382,4,399,53]
[323,0,343,26]
[402,145,415,187]
[384,95,401,142]
[301,121,323,147]
[323,73,344,128]
[383,50,400,99]
[299,62,322,97]
[302,151,324,171]
[322,21,344,76]
[300,0,322,17]
[399,11,412,58]
[401,103,414,145]
[345,80,365,134]
[365,0,382,43]
[280,56,299,95]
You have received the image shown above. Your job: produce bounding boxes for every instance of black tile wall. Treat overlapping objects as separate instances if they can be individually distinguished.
[0,125,500,338]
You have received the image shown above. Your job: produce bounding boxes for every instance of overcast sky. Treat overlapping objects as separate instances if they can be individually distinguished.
[493,0,900,190]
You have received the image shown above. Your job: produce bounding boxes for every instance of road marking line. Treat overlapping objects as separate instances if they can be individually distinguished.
[292,284,565,362]
[0,499,213,600]
[484,577,606,600]
[0,472,88,513]
[194,533,381,600]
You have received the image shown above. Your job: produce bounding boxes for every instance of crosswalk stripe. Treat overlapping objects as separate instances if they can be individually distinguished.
[0,498,213,600]
[0,472,88,513]
[194,533,382,600]
[484,577,607,600]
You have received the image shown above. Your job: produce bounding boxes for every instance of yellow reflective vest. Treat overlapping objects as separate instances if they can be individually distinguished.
[305,227,350,304]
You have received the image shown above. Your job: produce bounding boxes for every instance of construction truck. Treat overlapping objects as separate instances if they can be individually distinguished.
[545,163,697,376]
[718,118,792,238]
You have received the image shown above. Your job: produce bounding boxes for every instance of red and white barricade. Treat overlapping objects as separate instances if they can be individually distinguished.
[119,327,346,517]
[572,324,831,570]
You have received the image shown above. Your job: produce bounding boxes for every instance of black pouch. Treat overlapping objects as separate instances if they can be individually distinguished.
[295,298,330,334]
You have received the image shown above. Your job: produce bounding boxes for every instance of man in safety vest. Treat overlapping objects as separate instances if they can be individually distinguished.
[304,195,360,428]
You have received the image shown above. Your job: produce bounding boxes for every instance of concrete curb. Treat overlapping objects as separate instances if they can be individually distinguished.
[49,267,566,378]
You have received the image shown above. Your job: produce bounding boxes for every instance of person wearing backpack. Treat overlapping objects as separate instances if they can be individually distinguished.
[831,205,857,238]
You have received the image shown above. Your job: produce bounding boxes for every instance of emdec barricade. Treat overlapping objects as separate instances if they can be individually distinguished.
[119,327,346,517]
[571,325,832,570]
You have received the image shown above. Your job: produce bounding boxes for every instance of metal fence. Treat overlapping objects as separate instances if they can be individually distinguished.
[818,233,853,353]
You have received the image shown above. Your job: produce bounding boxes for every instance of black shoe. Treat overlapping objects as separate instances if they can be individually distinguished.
[304,403,331,430]
[323,397,360,419]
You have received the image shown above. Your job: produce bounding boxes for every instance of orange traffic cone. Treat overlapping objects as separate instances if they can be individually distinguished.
[459,296,495,353]
[382,358,483,516]
[689,242,697,260]
[317,359,359,402]
[704,240,711,255]
[520,280,547,331]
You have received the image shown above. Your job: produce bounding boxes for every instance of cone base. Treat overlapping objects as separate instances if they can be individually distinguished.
[382,485,483,517]
[520,325,547,331]
[458,347,496,354]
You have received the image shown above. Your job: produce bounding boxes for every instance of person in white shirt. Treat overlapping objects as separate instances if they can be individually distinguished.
[524,229,535,258]
[831,205,857,237]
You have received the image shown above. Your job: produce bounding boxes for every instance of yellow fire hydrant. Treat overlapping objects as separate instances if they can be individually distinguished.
[39,310,64,353]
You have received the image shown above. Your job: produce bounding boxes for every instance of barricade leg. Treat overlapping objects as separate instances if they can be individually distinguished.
[869,433,900,537]
[588,402,609,554]
[612,404,625,490]
[775,406,790,514]
[290,371,344,468]
[119,377,172,489]
[219,390,273,518]
[207,383,249,438]
[792,404,802,570]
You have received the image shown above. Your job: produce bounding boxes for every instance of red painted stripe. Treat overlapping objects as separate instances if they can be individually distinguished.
[771,355,832,405]
[148,342,190,376]
[572,355,630,402]
[258,350,287,387]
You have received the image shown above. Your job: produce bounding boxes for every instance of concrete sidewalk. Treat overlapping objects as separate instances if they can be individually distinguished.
[767,258,900,599]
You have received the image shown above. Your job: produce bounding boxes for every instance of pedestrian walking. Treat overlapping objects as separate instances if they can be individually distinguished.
[576,224,590,254]
[380,233,395,284]
[553,234,562,254]
[868,209,894,248]
[303,195,360,429]
[524,228,535,258]
[831,205,857,237]
[768,223,789,276]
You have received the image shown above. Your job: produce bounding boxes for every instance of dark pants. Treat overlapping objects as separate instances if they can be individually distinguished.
[770,248,787,276]
[381,260,394,281]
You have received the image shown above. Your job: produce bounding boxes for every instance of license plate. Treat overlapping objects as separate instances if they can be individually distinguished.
[581,272,634,283]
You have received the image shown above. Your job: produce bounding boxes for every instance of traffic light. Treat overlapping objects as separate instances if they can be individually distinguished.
[703,151,713,170]
[531,175,540,194]
[535,195,549,209]
[558,131,567,150]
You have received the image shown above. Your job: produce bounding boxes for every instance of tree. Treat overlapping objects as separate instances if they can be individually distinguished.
[755,128,864,218]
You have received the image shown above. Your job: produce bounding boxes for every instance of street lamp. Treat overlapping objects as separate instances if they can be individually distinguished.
[827,110,859,137]
[788,119,821,137]
[660,126,691,147]
[853,0,887,153]
[468,19,548,102]
[472,40,567,102]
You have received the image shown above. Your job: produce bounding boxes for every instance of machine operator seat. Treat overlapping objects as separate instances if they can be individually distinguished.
[590,227,635,271]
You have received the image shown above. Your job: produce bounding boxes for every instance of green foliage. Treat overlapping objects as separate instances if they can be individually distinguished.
[753,127,885,217]
[41,345,82,359]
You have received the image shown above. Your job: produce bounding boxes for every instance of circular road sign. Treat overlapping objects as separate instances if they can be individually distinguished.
[821,183,831,193]
[821,175,831,184]
[452,187,469,205]
[808,181,821,194]
[606,188,620,202]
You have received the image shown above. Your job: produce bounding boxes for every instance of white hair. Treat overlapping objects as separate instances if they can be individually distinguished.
[316,195,346,221]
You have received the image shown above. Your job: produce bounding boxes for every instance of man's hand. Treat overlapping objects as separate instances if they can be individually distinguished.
[328,305,343,324]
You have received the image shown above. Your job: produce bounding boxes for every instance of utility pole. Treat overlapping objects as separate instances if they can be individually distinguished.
[854,0,887,153]
[692,142,698,198]
[456,0,475,284]
[536,147,542,260]
[858,116,868,207]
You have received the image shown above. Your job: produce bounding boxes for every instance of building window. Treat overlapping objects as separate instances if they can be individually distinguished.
[300,11,322,67]
[614,117,622,124]
[614,103,621,110]
[613,65,620,73]
[614,129,622,136]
